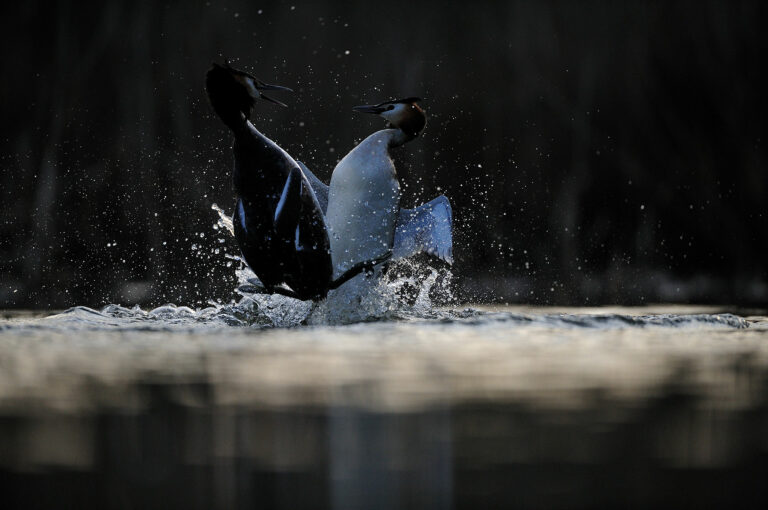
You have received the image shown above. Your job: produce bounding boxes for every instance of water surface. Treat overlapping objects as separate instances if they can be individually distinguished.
[1,297,767,509]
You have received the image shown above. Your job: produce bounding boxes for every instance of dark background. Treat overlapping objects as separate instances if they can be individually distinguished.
[1,0,766,308]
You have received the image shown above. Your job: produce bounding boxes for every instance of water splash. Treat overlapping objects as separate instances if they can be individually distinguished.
[33,204,744,332]
[211,202,456,325]
[211,203,234,235]
[5,303,750,333]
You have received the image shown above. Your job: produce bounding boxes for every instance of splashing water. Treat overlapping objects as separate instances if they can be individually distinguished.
[208,202,457,326]
[7,205,751,332]
[211,202,234,235]
[0,204,457,331]
[8,204,750,332]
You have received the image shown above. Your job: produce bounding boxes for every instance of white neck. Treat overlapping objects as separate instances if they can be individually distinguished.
[385,128,413,148]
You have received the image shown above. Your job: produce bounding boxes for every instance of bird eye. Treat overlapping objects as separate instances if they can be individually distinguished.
[386,105,395,111]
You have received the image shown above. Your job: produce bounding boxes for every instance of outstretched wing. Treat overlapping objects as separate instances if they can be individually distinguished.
[393,195,453,264]
[297,161,329,214]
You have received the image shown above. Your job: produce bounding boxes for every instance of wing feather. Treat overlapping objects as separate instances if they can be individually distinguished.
[393,195,453,264]
[297,161,329,214]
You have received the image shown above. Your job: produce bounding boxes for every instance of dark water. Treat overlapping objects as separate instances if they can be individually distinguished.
[1,301,767,509]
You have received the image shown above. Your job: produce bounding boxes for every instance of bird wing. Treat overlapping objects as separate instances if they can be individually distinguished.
[297,161,329,214]
[393,195,454,265]
[273,167,303,239]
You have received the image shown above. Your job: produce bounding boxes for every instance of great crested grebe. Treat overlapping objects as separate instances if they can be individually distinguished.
[206,61,390,300]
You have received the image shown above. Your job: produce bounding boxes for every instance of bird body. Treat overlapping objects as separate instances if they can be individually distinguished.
[326,129,404,277]
[230,120,332,298]
[325,97,452,277]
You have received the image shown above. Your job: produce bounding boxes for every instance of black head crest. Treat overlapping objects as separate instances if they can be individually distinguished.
[205,60,293,126]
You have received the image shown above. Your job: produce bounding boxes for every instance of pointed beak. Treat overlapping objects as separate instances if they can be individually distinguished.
[353,104,387,114]
[256,83,294,92]
[256,82,293,108]
[258,93,289,108]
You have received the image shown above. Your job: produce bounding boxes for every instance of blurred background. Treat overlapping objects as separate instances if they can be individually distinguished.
[1,0,766,309]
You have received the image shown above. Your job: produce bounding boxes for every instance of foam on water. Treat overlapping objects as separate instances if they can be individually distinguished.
[22,256,455,331]
[3,302,750,333]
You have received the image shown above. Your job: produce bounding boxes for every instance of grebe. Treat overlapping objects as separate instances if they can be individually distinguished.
[324,97,452,278]
[206,62,390,300]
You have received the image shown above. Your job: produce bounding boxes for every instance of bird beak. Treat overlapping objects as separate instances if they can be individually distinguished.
[258,93,289,108]
[353,104,387,114]
[256,83,294,92]
[256,83,293,108]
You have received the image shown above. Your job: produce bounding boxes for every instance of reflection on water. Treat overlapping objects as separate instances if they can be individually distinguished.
[1,305,767,509]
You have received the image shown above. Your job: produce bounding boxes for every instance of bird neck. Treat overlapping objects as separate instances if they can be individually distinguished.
[215,106,248,133]
[386,128,417,148]
[232,121,284,197]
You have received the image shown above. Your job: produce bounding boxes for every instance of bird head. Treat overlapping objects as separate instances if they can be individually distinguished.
[206,61,292,125]
[353,97,426,138]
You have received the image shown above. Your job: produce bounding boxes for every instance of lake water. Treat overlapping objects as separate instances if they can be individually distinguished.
[1,285,767,508]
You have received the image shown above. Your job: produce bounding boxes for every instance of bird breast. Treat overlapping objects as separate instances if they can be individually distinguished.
[326,131,401,277]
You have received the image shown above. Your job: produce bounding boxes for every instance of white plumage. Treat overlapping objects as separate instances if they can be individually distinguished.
[326,129,403,278]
